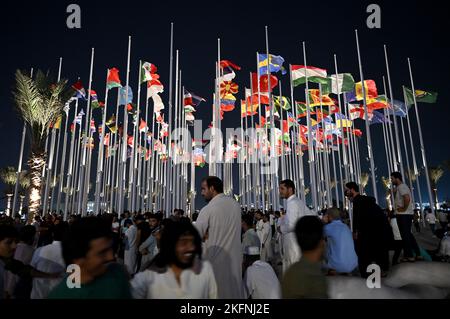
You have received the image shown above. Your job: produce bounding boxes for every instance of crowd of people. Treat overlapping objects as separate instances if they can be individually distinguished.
[0,172,449,299]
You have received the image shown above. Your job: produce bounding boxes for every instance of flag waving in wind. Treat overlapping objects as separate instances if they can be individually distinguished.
[107,68,122,90]
[258,54,286,75]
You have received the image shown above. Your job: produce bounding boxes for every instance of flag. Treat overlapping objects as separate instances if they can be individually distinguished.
[72,80,87,100]
[367,95,388,111]
[334,113,353,128]
[52,116,62,130]
[389,100,410,117]
[308,89,334,107]
[107,68,122,90]
[75,109,85,125]
[127,135,134,148]
[403,87,438,105]
[119,86,133,105]
[296,101,316,118]
[89,90,104,109]
[104,133,110,146]
[220,60,241,70]
[218,67,236,83]
[70,122,75,133]
[220,81,239,98]
[184,89,206,106]
[348,103,366,120]
[327,73,355,94]
[246,93,270,106]
[355,80,378,100]
[369,110,390,125]
[141,62,158,83]
[106,114,116,126]
[251,73,278,93]
[152,94,165,112]
[273,96,291,110]
[291,65,328,87]
[147,79,164,97]
[258,54,286,75]
[184,105,196,113]
[241,100,258,117]
[186,113,195,122]
[220,94,236,112]
[139,119,147,133]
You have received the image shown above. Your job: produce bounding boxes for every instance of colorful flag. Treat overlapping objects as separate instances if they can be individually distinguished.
[90,119,96,133]
[389,100,410,117]
[334,113,353,128]
[327,73,355,94]
[273,96,291,110]
[355,80,378,101]
[241,100,259,117]
[184,89,206,106]
[258,54,286,75]
[348,103,366,120]
[104,133,110,146]
[119,86,133,105]
[291,65,328,87]
[251,73,278,93]
[220,94,236,112]
[152,94,165,113]
[308,89,335,107]
[403,87,438,105]
[246,93,270,106]
[220,81,238,98]
[89,90,104,109]
[107,68,122,90]
[141,62,158,83]
[296,101,316,118]
[369,110,390,125]
[72,80,87,100]
[147,79,164,98]
[74,109,85,125]
[106,114,116,126]
[220,60,241,70]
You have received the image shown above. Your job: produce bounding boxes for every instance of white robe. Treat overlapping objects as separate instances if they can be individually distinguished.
[195,193,244,299]
[280,194,315,274]
[124,225,138,275]
[243,260,281,299]
[260,221,273,262]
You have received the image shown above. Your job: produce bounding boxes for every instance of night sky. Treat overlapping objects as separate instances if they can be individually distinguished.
[1,0,450,211]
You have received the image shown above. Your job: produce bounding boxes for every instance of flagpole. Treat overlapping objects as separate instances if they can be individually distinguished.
[173,66,180,210]
[255,56,266,211]
[302,42,318,212]
[49,121,62,214]
[11,68,33,216]
[54,99,71,215]
[384,45,405,179]
[402,87,424,222]
[407,59,435,213]
[382,76,396,174]
[354,30,378,203]
[109,93,121,214]
[289,65,305,203]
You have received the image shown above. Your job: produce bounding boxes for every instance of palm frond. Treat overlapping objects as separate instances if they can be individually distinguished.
[428,166,444,188]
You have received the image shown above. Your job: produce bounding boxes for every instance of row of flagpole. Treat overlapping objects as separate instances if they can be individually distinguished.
[6,27,439,220]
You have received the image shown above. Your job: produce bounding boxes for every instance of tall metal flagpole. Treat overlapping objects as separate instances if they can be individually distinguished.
[403,87,424,222]
[49,119,63,213]
[42,58,63,214]
[94,70,111,214]
[77,49,95,216]
[117,36,132,217]
[54,99,71,214]
[384,45,405,179]
[130,61,143,213]
[302,42,318,212]
[407,58,435,214]
[355,30,378,203]
[255,55,266,211]
[164,23,174,217]
[63,99,79,220]
[382,76,395,174]
[109,93,121,214]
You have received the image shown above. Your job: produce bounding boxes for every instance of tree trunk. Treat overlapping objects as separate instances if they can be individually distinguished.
[27,151,46,224]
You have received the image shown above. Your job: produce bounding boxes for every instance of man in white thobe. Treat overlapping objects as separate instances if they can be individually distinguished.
[195,176,244,299]
[279,179,315,274]
[124,219,138,275]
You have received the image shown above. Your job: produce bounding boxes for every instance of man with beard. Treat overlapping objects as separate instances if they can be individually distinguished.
[131,220,217,298]
[194,176,243,299]
[344,182,392,278]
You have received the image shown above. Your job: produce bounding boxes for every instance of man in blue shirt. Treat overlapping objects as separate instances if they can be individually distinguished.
[323,208,358,275]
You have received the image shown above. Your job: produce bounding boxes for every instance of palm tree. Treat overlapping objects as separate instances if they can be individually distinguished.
[0,166,17,215]
[13,70,73,223]
[360,172,370,194]
[18,170,30,215]
[428,166,444,210]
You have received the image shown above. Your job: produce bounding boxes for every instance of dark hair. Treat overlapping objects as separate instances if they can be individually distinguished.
[19,225,36,244]
[62,218,112,265]
[192,212,199,222]
[52,222,69,242]
[242,214,254,227]
[280,179,296,193]
[345,181,360,193]
[153,220,202,268]
[202,176,224,193]
[390,171,403,181]
[0,224,18,242]
[295,216,323,251]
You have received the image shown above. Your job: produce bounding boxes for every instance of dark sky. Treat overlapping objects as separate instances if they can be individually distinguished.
[1,0,450,211]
